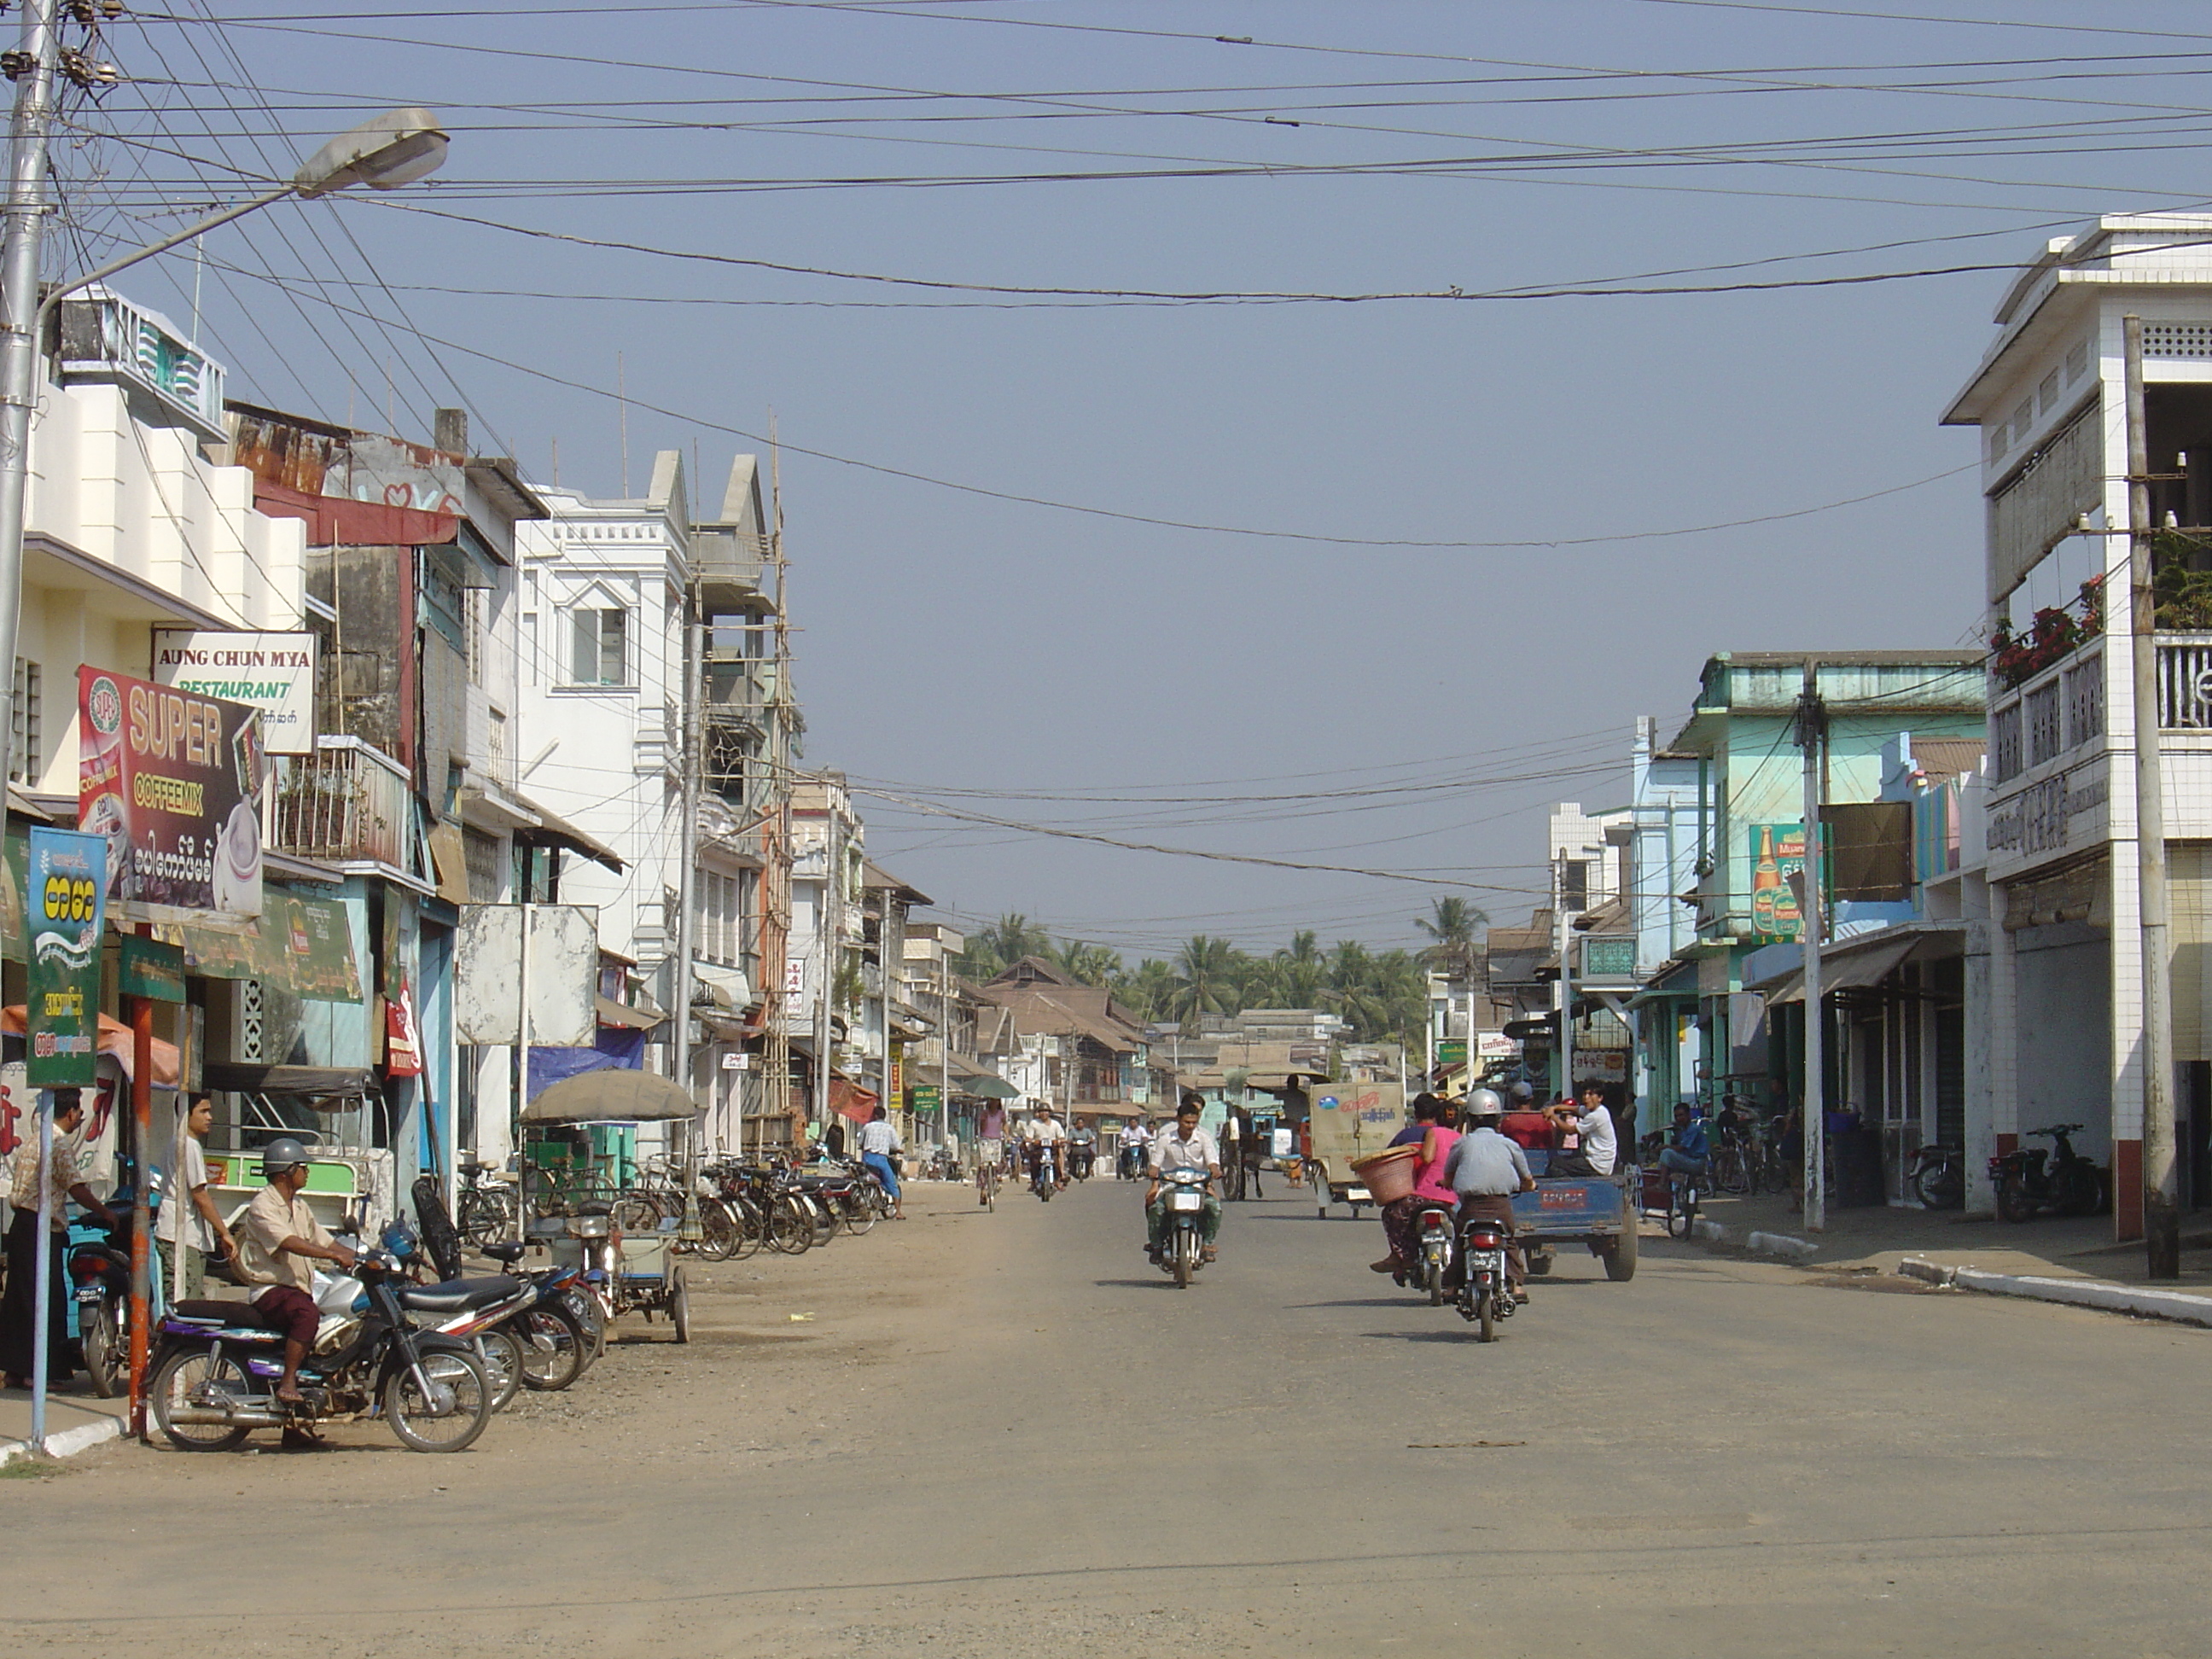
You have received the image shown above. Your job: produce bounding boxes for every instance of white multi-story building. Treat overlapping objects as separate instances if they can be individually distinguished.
[1940,212,2212,1232]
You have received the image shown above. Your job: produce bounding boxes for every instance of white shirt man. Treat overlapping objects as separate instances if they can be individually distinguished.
[858,1117,901,1158]
[1149,1118,1220,1179]
[1118,1121,1150,1154]
[1024,1110,1068,1185]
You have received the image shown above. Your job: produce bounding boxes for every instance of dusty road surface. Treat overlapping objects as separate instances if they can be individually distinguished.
[5,1175,2212,1656]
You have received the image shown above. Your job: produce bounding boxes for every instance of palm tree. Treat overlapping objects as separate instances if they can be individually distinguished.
[1416,895,1486,983]
[955,912,1055,980]
[1113,958,1175,1022]
[1167,934,1239,1030]
[1052,938,1121,987]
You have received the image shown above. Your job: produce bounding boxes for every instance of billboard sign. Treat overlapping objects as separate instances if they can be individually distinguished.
[1747,823,1808,945]
[26,826,107,1086]
[152,630,318,755]
[79,666,266,917]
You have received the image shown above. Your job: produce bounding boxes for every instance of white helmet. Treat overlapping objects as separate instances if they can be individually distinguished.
[1466,1087,1505,1121]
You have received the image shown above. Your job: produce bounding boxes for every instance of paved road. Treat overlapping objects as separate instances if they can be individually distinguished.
[7,1175,2212,1656]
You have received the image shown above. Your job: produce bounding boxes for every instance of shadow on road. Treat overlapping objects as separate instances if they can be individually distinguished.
[1359,1328,1485,1343]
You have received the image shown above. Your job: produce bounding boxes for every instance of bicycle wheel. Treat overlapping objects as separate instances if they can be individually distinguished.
[726,1195,765,1260]
[768,1195,813,1254]
[1714,1146,1750,1196]
[808,1196,839,1246]
[696,1196,740,1261]
[841,1189,879,1237]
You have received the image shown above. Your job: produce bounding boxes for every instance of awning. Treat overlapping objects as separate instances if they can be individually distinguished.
[953,1070,1020,1099]
[203,1062,375,1102]
[521,1069,698,1122]
[830,1077,880,1123]
[513,795,624,874]
[2,1007,179,1086]
[148,890,364,1003]
[1766,938,1918,1004]
[596,993,665,1032]
[690,962,750,1011]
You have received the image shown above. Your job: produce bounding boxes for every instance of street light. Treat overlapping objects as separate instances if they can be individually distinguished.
[0,105,451,789]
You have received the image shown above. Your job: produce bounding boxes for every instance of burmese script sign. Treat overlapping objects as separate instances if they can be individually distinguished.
[26,826,106,1086]
[79,666,266,917]
[152,630,317,755]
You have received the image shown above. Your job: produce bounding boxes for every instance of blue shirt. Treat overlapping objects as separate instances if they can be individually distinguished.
[1672,1118,1710,1161]
[1388,1125,1427,1149]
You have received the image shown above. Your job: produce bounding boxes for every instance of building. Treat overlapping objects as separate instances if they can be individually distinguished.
[1937,212,2212,1233]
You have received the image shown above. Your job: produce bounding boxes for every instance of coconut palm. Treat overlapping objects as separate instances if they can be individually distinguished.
[1415,896,1486,982]
[1052,938,1122,987]
[1167,935,1240,1029]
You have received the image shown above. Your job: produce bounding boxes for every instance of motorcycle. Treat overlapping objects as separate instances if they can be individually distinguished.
[1069,1140,1096,1182]
[480,1241,596,1390]
[1155,1167,1213,1289]
[1454,1211,1516,1343]
[1990,1123,2106,1222]
[66,1178,164,1398]
[1908,1143,1965,1210]
[149,1243,497,1453]
[1030,1148,1057,1202]
[1412,1205,1455,1307]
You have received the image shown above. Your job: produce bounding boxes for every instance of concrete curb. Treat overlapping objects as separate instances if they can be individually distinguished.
[1691,1218,1728,1243]
[1895,1256,2212,1327]
[1747,1231,1818,1260]
[0,1414,124,1468]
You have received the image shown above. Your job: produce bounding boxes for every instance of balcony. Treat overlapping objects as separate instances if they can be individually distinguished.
[267,736,427,882]
[1988,647,2104,786]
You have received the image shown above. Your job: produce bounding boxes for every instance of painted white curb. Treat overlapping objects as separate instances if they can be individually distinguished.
[1747,1231,1818,1259]
[0,1413,123,1467]
[1691,1218,1729,1243]
[1895,1257,2212,1327]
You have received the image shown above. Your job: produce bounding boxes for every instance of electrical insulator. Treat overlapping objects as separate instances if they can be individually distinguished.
[0,50,32,82]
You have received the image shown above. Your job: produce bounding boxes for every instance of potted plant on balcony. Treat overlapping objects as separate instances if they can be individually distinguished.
[1988,576,2106,690]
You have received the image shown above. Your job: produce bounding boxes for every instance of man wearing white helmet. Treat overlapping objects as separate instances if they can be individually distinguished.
[236,1137,357,1409]
[1442,1090,1534,1301]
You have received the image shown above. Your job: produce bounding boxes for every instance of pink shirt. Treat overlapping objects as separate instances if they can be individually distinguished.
[1412,1127,1461,1205]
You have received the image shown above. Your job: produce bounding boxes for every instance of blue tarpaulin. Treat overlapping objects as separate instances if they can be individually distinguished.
[527,1026,648,1101]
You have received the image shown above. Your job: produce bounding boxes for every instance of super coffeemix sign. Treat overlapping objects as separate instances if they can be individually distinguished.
[79,667,266,918]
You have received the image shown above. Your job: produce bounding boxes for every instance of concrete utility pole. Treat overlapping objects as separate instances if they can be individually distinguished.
[2125,314,2180,1278]
[1797,662,1827,1232]
[1553,853,1574,1099]
[0,0,58,789]
[672,593,701,1157]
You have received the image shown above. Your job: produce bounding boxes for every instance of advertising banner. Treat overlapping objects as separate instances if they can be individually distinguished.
[26,826,107,1086]
[79,665,267,917]
[1747,823,1808,945]
[119,934,186,1002]
[152,630,318,755]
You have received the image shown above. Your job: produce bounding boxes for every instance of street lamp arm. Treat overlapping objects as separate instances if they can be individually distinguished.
[32,185,294,333]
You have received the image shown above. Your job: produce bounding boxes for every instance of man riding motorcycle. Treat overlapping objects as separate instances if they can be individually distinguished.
[234,1137,357,1418]
[1146,1092,1223,1265]
[1023,1104,1068,1191]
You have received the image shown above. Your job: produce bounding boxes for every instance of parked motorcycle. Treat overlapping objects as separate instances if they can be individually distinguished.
[1908,1143,1965,1210]
[67,1178,163,1398]
[1155,1167,1213,1288]
[1454,1211,1516,1343]
[1990,1123,2106,1222]
[149,1244,496,1453]
[480,1241,595,1390]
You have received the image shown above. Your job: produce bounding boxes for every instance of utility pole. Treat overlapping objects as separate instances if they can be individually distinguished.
[2126,314,2180,1278]
[1797,662,1827,1232]
[0,0,59,789]
[671,582,701,1157]
[1552,853,1574,1099]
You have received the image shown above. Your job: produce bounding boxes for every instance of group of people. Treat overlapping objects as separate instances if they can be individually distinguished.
[970,1099,1076,1196]
[1367,1080,1629,1301]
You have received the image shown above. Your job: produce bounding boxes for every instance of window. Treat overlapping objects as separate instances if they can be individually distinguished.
[570,606,628,685]
[9,656,37,784]
[1560,859,1590,912]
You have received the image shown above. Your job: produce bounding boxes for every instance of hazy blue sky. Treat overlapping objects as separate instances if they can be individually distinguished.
[76,1,2212,961]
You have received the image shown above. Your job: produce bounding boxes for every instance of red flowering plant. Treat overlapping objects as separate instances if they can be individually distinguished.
[1988,576,2104,690]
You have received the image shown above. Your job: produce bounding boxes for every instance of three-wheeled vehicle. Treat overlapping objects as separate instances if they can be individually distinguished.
[1513,1148,1638,1282]
[521,1071,697,1343]
[1304,1083,1404,1220]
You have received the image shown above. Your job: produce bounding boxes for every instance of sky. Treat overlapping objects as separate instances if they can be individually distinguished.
[57,0,2212,963]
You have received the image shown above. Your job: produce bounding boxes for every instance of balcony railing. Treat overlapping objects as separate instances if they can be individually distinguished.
[2158,636,2212,730]
[267,735,422,876]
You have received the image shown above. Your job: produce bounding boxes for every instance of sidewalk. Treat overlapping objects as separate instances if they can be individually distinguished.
[0,1381,129,1465]
[1689,1188,2212,1288]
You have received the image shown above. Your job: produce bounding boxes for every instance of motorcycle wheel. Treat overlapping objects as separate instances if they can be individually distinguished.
[81,1301,122,1398]
[511,1306,586,1392]
[2058,1163,2104,1218]
[1913,1160,1964,1211]
[1996,1175,2035,1223]
[563,1288,607,1364]
[477,1328,523,1412]
[150,1347,253,1452]
[1174,1231,1190,1289]
[1476,1290,1496,1344]
[1425,1260,1444,1307]
[384,1349,494,1453]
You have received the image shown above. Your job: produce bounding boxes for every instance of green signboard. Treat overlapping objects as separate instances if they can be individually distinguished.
[26,827,106,1087]
[911,1083,942,1115]
[1435,1039,1468,1067]
[119,934,186,1003]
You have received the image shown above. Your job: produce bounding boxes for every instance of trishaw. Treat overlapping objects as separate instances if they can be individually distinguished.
[520,1071,698,1344]
[1303,1082,1404,1220]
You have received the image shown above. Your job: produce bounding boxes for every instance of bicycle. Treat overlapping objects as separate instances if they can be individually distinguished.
[455,1154,517,1248]
[976,1153,1000,1212]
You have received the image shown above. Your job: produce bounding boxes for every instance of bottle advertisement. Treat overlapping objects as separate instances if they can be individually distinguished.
[1748,823,1809,944]
[78,665,267,918]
